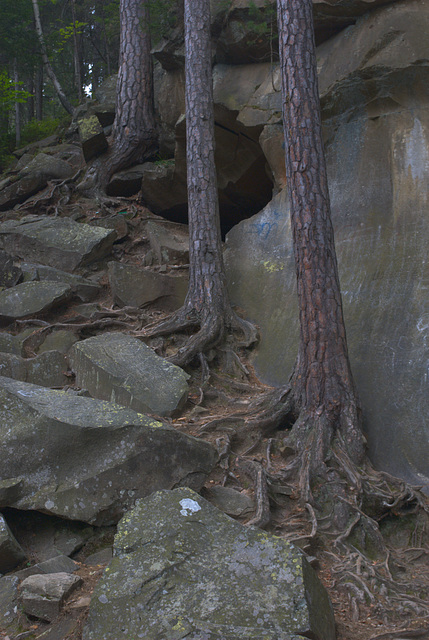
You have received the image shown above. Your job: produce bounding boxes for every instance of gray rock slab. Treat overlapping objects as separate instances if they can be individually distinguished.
[0,377,216,525]
[146,220,189,265]
[108,261,188,311]
[0,215,116,272]
[0,350,69,388]
[107,165,146,197]
[21,262,101,301]
[20,572,82,622]
[0,478,23,506]
[203,486,254,517]
[70,332,189,417]
[78,115,108,162]
[84,548,113,566]
[0,514,27,573]
[0,281,72,321]
[0,332,22,356]
[0,250,22,288]
[83,488,335,640]
[14,554,79,580]
[38,330,79,355]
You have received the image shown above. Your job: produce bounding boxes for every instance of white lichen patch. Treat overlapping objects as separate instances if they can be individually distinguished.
[179,498,201,516]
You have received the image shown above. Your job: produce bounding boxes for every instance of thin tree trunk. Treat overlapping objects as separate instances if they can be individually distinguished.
[277,0,365,473]
[101,0,157,188]
[13,60,21,147]
[100,0,111,76]
[71,0,84,103]
[31,0,74,115]
[26,76,35,123]
[35,65,43,121]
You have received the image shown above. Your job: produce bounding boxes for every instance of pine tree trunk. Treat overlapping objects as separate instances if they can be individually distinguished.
[103,0,157,188]
[13,60,21,147]
[277,0,365,470]
[184,0,228,323]
[31,0,74,115]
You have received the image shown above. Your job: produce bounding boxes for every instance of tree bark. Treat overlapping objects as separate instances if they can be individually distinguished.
[277,0,365,473]
[144,0,257,365]
[31,0,74,115]
[102,0,157,188]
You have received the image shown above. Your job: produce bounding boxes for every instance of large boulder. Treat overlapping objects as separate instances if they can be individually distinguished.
[69,332,189,416]
[83,488,336,640]
[0,377,216,525]
[20,573,82,622]
[226,0,429,491]
[0,514,27,573]
[0,215,116,272]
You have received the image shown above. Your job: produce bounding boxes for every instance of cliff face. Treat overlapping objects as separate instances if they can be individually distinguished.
[153,0,429,490]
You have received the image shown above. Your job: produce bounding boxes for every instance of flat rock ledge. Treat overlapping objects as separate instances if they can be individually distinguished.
[70,332,189,416]
[0,377,216,525]
[83,488,336,640]
[0,215,116,272]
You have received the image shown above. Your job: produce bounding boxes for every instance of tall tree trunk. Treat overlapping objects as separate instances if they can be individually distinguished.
[31,0,74,115]
[144,0,257,365]
[35,65,43,121]
[13,60,21,147]
[276,0,365,488]
[71,0,84,103]
[26,75,35,123]
[102,0,157,188]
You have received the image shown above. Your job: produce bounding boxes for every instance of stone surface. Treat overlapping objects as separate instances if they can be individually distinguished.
[14,554,79,580]
[78,115,108,162]
[0,514,26,573]
[21,262,101,301]
[84,548,113,566]
[38,330,79,355]
[83,488,335,640]
[0,377,216,525]
[0,281,72,321]
[146,220,189,265]
[0,250,22,288]
[0,215,116,272]
[107,164,146,196]
[20,572,82,622]
[0,576,21,635]
[0,332,22,356]
[70,332,189,416]
[0,350,69,388]
[226,0,429,491]
[203,486,254,517]
[108,261,188,311]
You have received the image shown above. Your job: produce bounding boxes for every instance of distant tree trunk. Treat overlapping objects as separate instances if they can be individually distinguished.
[100,0,111,77]
[13,60,21,147]
[71,0,84,103]
[144,0,257,365]
[101,0,157,189]
[31,0,74,115]
[35,65,43,121]
[26,76,35,123]
[275,0,365,491]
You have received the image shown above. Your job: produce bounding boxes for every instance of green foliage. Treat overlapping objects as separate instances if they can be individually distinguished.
[19,117,61,147]
[0,70,32,110]
[55,21,88,53]
[148,0,178,43]
[246,0,277,42]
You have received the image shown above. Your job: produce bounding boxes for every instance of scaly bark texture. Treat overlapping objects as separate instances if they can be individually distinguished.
[144,0,256,365]
[277,0,365,479]
[103,0,157,188]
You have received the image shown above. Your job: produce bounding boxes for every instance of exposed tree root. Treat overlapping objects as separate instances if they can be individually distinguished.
[142,304,258,368]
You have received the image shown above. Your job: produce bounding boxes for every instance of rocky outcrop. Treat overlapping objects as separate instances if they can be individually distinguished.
[0,281,72,321]
[20,573,82,622]
[0,514,27,573]
[70,332,189,416]
[0,377,215,525]
[226,0,429,491]
[83,488,336,640]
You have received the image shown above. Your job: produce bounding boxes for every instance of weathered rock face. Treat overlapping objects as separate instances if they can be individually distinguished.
[78,115,108,162]
[108,261,188,310]
[20,573,82,622]
[0,215,116,272]
[0,514,27,573]
[0,377,216,525]
[0,350,69,387]
[0,282,72,321]
[70,332,189,416]
[226,0,429,491]
[21,262,101,302]
[83,488,335,640]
